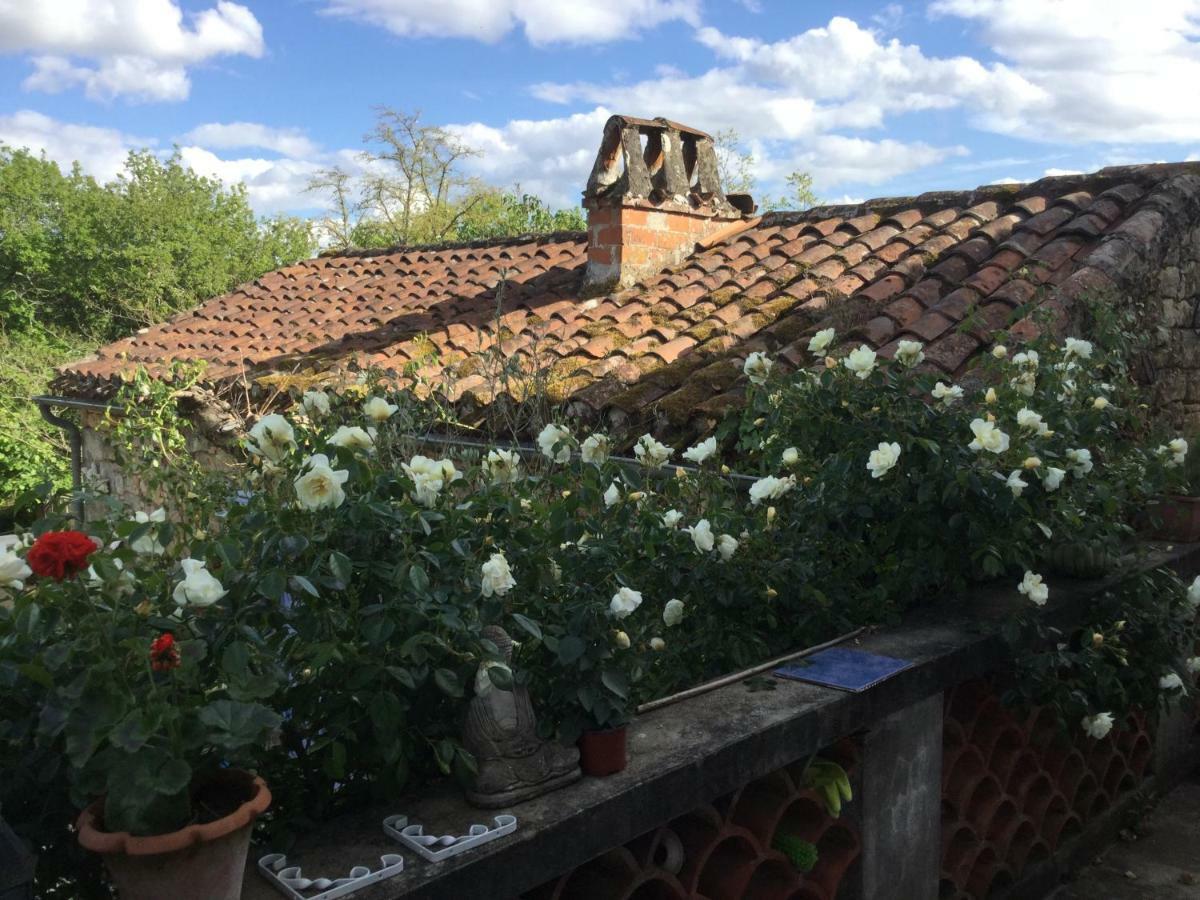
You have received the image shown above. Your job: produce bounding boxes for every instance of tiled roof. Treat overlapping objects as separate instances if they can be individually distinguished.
[56,162,1200,442]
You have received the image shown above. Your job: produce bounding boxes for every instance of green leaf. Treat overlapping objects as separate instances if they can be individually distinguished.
[386,666,417,691]
[434,668,462,698]
[329,551,352,586]
[290,574,319,598]
[110,713,150,753]
[511,613,542,641]
[557,635,585,664]
[257,569,287,602]
[408,564,431,596]
[601,669,629,700]
[486,664,514,691]
[16,662,52,688]
[197,700,282,750]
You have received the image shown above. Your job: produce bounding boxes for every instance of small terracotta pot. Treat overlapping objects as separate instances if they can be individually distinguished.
[77,769,270,900]
[578,725,628,776]
[1146,495,1200,543]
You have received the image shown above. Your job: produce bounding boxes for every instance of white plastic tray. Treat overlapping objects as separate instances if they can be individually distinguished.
[257,851,405,900]
[382,813,518,862]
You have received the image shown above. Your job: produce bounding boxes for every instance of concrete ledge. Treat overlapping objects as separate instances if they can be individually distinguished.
[241,543,1200,900]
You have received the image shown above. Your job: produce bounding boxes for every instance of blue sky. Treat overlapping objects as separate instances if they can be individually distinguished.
[2,1,1198,219]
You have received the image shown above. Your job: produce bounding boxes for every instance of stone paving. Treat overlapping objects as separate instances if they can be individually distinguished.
[1052,773,1200,900]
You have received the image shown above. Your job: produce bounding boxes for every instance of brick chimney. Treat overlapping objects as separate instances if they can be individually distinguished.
[582,115,750,289]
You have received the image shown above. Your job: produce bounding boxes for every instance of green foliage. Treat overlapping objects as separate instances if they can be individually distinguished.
[309,108,584,251]
[0,145,313,341]
[803,757,853,817]
[772,833,819,873]
[714,128,818,210]
[0,143,314,512]
[0,330,90,507]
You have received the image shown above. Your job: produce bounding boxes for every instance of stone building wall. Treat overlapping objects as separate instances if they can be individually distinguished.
[78,409,238,511]
[1146,222,1200,431]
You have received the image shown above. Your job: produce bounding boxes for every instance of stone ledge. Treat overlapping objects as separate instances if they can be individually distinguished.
[241,543,1200,900]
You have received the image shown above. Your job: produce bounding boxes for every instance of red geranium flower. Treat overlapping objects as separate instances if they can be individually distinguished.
[26,530,99,581]
[149,633,181,672]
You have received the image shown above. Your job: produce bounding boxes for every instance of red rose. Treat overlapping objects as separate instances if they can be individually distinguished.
[149,633,181,672]
[26,530,99,581]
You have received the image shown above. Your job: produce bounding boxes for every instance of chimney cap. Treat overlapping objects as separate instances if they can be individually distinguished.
[604,114,713,141]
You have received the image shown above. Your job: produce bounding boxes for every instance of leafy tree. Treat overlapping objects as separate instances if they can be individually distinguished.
[714,128,818,212]
[0,146,314,341]
[0,145,316,509]
[308,108,584,251]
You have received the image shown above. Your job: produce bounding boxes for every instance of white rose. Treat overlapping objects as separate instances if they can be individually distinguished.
[249,413,296,462]
[1043,467,1066,492]
[87,557,135,596]
[0,546,32,590]
[363,396,398,423]
[749,474,796,505]
[808,328,836,355]
[649,637,666,651]
[1057,380,1077,401]
[685,519,715,553]
[402,455,454,507]
[968,419,1011,454]
[781,447,799,466]
[1162,437,1189,469]
[537,423,573,464]
[1185,657,1200,674]
[580,433,611,466]
[1081,712,1114,740]
[1188,576,1200,610]
[662,509,683,529]
[716,533,739,561]
[1065,448,1093,476]
[302,390,331,417]
[603,482,621,508]
[634,434,674,468]
[985,387,998,404]
[894,340,925,368]
[480,552,516,598]
[1092,397,1109,411]
[483,449,521,484]
[295,453,350,509]
[843,345,877,379]
[867,441,901,479]
[1011,372,1037,397]
[131,507,167,555]
[932,382,963,406]
[663,599,685,627]
[609,587,643,619]
[992,344,1007,359]
[682,437,717,464]
[743,351,774,384]
[1160,672,1184,691]
[1016,408,1050,436]
[1018,570,1048,606]
[1012,350,1039,369]
[1064,337,1093,360]
[328,425,376,453]
[613,630,631,649]
[172,558,227,608]
[1005,470,1028,497]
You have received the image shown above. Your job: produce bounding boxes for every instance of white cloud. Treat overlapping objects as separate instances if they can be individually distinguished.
[1043,167,1084,177]
[177,146,329,215]
[930,0,1200,143]
[0,109,149,181]
[182,122,320,159]
[0,0,264,102]
[320,0,699,45]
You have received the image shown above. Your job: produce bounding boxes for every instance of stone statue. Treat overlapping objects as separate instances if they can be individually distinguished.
[462,625,581,808]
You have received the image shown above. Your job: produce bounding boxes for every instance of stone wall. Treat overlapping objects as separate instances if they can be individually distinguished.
[77,409,238,511]
[1146,221,1200,431]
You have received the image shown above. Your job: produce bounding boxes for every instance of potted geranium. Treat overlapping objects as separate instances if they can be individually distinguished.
[0,511,282,900]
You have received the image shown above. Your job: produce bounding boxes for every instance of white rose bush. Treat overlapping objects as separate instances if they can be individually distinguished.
[4,302,1199,886]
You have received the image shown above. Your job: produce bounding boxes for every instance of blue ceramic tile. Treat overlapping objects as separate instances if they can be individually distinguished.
[774,647,913,692]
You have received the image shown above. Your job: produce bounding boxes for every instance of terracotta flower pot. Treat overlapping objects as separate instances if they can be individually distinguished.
[578,725,628,776]
[1146,495,1200,543]
[77,769,270,900]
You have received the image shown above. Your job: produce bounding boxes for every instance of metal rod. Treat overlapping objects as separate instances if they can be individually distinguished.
[635,626,868,715]
[33,398,86,523]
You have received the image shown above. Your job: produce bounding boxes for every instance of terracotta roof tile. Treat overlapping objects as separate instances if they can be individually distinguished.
[55,162,1200,443]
